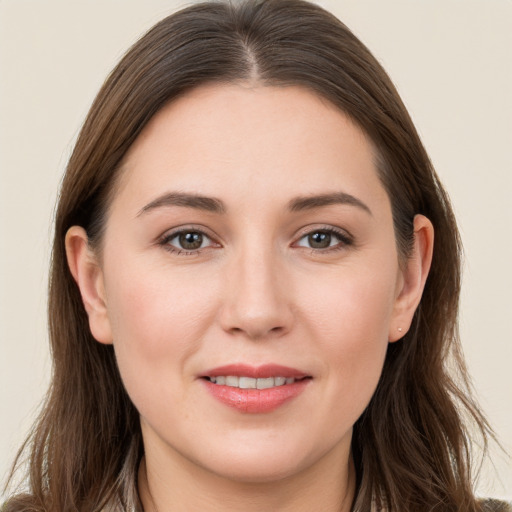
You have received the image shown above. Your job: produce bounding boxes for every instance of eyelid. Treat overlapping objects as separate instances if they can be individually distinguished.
[157,224,222,254]
[156,223,353,255]
[292,224,354,250]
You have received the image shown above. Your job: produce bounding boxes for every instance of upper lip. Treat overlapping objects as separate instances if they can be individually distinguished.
[201,364,309,379]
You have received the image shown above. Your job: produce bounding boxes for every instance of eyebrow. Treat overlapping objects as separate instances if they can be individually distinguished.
[137,192,226,216]
[137,190,371,217]
[288,192,372,216]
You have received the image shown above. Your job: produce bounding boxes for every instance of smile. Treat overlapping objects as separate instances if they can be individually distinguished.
[201,364,311,413]
[207,376,296,389]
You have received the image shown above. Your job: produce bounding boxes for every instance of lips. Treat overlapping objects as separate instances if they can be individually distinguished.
[200,364,311,413]
[202,363,308,379]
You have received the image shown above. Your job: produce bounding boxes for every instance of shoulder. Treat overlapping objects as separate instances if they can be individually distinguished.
[480,499,512,511]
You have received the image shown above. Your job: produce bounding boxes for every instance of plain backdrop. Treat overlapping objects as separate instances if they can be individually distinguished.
[1,0,511,501]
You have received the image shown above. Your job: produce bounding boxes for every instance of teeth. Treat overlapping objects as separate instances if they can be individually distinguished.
[209,376,296,388]
[256,377,274,389]
[225,376,239,387]
[239,377,257,389]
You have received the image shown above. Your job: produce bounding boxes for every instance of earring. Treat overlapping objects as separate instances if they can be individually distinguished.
[398,327,403,332]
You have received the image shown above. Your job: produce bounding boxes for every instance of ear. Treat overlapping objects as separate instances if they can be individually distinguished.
[65,226,113,344]
[389,214,434,342]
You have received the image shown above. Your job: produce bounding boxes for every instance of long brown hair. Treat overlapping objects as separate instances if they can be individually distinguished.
[4,1,494,510]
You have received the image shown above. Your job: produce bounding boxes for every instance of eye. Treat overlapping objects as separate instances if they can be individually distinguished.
[160,229,217,253]
[295,228,352,250]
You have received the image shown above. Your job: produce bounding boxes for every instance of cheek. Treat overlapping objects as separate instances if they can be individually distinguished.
[102,260,220,402]
[299,262,397,410]
[106,259,217,343]
[301,261,398,343]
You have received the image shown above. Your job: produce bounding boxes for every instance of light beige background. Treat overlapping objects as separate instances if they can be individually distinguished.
[1,0,510,501]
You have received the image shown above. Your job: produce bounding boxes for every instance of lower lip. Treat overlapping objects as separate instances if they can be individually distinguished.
[202,379,310,413]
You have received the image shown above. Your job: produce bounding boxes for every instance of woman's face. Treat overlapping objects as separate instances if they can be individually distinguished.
[70,84,427,484]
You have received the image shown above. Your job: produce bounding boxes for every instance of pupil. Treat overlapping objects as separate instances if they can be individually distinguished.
[179,232,203,250]
[309,232,331,248]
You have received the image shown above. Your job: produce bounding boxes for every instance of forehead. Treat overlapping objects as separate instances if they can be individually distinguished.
[114,83,389,215]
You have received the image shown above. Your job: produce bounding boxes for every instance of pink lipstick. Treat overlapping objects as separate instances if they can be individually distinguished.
[200,364,311,413]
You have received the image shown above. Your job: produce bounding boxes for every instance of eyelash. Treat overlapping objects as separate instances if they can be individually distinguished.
[158,226,353,256]
[294,226,353,253]
[158,226,218,256]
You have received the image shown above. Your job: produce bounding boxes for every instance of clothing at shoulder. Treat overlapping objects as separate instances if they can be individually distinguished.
[480,499,512,511]
[366,498,512,512]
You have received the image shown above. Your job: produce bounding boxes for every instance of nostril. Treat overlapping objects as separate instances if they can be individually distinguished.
[226,324,287,339]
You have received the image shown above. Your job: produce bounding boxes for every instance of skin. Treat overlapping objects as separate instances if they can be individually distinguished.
[66,83,433,512]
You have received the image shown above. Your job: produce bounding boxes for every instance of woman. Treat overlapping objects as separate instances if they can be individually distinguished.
[3,0,509,510]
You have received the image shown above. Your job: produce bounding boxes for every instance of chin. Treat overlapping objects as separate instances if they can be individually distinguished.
[201,454,308,485]
[185,432,338,485]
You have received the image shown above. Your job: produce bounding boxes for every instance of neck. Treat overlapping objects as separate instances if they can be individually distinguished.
[138,445,356,512]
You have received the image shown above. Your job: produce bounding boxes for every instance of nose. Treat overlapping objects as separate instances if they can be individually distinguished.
[218,247,294,340]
